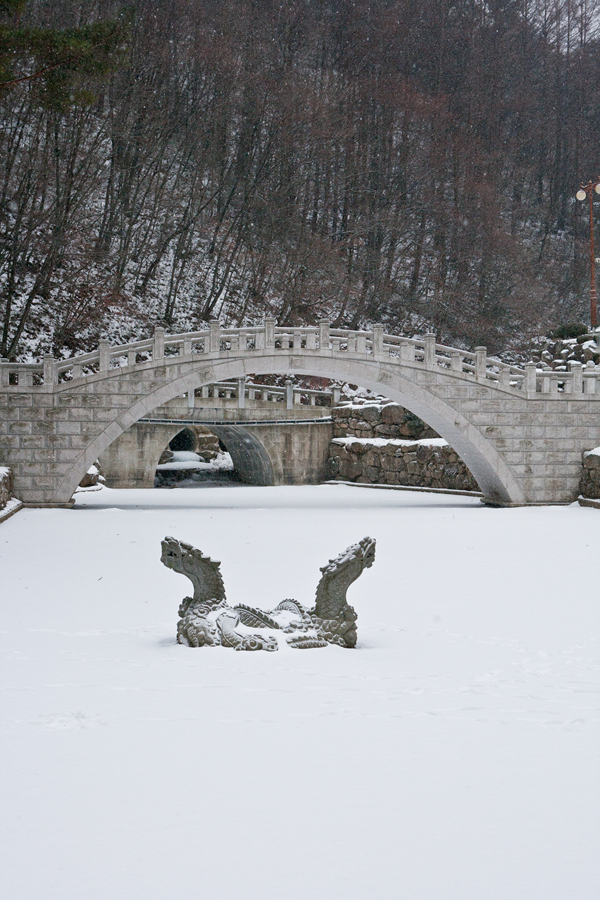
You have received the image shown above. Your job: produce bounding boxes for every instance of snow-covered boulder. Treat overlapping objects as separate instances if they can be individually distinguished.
[0,466,13,510]
[580,447,600,500]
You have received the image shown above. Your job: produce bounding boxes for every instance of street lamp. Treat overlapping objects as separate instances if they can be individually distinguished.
[576,179,600,329]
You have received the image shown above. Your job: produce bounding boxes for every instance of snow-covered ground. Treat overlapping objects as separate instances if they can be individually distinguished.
[1,485,598,899]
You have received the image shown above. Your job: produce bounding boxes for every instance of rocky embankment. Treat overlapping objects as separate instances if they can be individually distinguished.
[528,332,599,369]
[327,401,479,492]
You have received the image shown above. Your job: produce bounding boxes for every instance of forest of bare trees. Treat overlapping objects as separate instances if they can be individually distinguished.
[2,0,600,360]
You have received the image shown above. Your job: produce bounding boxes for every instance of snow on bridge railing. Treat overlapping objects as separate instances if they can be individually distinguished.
[2,319,600,396]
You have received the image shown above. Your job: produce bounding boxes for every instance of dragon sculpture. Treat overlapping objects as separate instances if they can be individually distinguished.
[160,535,376,651]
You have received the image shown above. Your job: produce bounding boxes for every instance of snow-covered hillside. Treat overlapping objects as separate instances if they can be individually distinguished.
[1,485,598,899]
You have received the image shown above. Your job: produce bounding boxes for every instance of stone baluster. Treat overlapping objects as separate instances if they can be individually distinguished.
[153,327,165,360]
[583,366,597,393]
[319,319,330,351]
[262,388,269,401]
[424,333,436,368]
[306,330,316,350]
[356,334,366,353]
[127,350,137,367]
[372,324,384,356]
[264,318,276,349]
[475,346,487,379]
[237,377,246,409]
[332,387,341,405]
[187,389,195,409]
[98,340,110,372]
[542,372,551,393]
[72,363,82,380]
[550,373,559,394]
[183,339,192,356]
[209,321,221,352]
[525,362,537,393]
[286,380,294,409]
[450,350,462,372]
[201,385,210,399]
[346,334,357,352]
[21,369,33,387]
[500,366,511,386]
[238,332,247,351]
[294,391,302,405]
[570,361,583,394]
[0,359,9,387]
[43,355,57,385]
[400,341,415,363]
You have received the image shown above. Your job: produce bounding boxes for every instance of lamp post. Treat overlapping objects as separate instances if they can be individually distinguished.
[576,179,600,329]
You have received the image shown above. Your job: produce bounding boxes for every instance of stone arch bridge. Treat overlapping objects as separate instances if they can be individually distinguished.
[2,319,599,506]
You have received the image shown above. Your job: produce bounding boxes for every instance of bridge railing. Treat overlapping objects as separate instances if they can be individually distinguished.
[189,379,336,408]
[2,319,599,396]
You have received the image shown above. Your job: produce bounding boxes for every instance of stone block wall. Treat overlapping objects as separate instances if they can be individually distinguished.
[0,466,13,510]
[327,438,480,492]
[332,402,439,440]
[580,449,600,499]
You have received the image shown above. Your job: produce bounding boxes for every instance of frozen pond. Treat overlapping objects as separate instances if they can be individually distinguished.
[1,485,598,899]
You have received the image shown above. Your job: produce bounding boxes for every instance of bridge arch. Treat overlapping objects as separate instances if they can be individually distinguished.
[57,354,524,505]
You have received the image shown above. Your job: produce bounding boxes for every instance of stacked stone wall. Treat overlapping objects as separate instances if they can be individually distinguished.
[327,438,479,492]
[332,402,439,440]
[0,466,14,510]
[580,449,600,499]
[329,401,478,491]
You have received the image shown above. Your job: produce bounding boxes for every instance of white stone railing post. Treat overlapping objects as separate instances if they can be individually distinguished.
[400,341,415,363]
[153,327,165,360]
[98,340,110,372]
[285,379,294,409]
[264,318,276,349]
[43,355,57,385]
[475,347,487,379]
[127,350,136,367]
[187,389,195,409]
[356,333,366,353]
[72,363,82,380]
[237,377,246,409]
[1,359,9,387]
[319,319,330,351]
[372,324,384,356]
[332,386,341,405]
[450,350,462,372]
[424,333,436,368]
[583,364,597,393]
[525,362,537,394]
[183,339,192,356]
[570,362,583,394]
[209,321,220,353]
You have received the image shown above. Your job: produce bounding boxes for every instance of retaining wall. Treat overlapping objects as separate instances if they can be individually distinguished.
[327,438,479,491]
